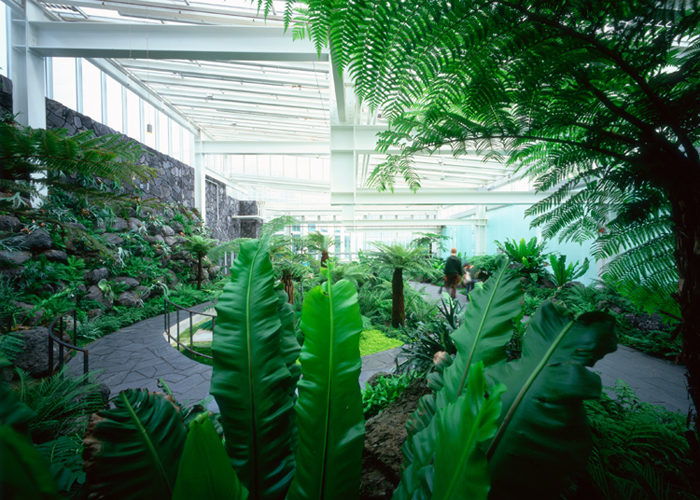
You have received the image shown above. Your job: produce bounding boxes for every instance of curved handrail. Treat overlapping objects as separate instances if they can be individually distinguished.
[163,298,215,360]
[48,309,89,376]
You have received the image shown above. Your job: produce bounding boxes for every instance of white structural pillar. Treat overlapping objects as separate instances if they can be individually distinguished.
[11,2,46,128]
[193,136,207,222]
[475,205,487,254]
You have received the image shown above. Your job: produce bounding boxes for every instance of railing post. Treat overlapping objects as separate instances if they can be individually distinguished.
[58,343,64,372]
[189,312,194,360]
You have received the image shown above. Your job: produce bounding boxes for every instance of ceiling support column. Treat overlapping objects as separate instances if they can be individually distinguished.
[11,2,46,129]
[194,136,207,222]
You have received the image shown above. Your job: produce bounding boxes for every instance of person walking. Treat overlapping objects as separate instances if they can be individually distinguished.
[443,247,463,300]
[463,263,474,299]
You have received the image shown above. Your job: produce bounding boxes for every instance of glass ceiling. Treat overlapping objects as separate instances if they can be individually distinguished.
[38,0,518,217]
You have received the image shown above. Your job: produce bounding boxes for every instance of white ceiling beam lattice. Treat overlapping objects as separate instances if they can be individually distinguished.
[201,141,329,155]
[27,23,329,61]
[331,188,549,206]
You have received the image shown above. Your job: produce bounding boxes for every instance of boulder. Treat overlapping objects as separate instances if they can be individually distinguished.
[160,225,176,237]
[96,383,111,408]
[41,249,68,264]
[361,378,430,500]
[85,285,113,310]
[154,235,165,244]
[103,233,124,246]
[624,312,665,332]
[13,301,44,327]
[164,236,177,247]
[95,219,106,232]
[171,221,184,233]
[134,285,151,301]
[165,269,179,288]
[0,250,31,267]
[128,218,144,231]
[0,215,22,232]
[13,327,59,378]
[24,228,53,251]
[117,291,142,308]
[0,267,24,280]
[87,308,103,320]
[114,276,140,290]
[66,222,87,231]
[209,265,221,277]
[84,268,109,285]
[110,217,128,232]
[143,234,156,244]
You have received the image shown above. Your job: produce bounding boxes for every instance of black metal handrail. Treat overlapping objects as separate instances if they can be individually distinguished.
[48,309,89,376]
[163,298,215,360]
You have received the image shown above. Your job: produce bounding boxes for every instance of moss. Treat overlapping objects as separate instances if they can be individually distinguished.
[359,329,403,357]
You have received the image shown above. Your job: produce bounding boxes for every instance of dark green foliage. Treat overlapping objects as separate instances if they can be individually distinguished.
[36,434,86,497]
[566,381,700,500]
[362,372,416,419]
[11,367,104,444]
[549,254,591,289]
[496,237,549,278]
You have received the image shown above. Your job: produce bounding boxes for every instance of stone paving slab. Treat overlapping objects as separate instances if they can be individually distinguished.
[69,290,692,417]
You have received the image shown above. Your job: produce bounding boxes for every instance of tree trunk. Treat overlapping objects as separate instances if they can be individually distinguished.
[283,270,294,305]
[670,188,700,430]
[197,253,203,290]
[321,250,329,268]
[391,268,405,327]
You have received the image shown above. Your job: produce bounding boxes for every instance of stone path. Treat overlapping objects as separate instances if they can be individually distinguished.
[70,286,692,415]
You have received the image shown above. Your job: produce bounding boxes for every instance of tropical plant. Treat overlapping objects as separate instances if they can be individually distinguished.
[279,0,700,429]
[182,235,218,290]
[495,237,549,279]
[306,231,335,268]
[393,256,616,499]
[362,372,416,419]
[368,241,433,327]
[549,254,591,289]
[411,232,450,256]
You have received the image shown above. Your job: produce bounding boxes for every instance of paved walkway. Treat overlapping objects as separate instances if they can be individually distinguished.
[69,285,691,415]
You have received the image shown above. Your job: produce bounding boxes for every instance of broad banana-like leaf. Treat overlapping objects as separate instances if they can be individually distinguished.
[210,239,295,500]
[394,256,522,499]
[0,425,59,500]
[286,267,364,500]
[0,385,58,500]
[172,413,249,500]
[433,361,505,500]
[275,284,301,454]
[82,389,187,500]
[485,302,616,500]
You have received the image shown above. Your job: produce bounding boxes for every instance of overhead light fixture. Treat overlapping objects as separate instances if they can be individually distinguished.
[146,123,153,134]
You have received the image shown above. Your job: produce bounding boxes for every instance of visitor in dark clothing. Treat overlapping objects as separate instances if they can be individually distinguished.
[443,248,463,300]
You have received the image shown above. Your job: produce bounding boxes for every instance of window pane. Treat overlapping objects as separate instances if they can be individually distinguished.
[144,102,155,149]
[126,91,140,141]
[82,60,102,122]
[183,130,191,165]
[158,112,169,156]
[105,75,122,132]
[171,121,181,162]
[53,58,76,110]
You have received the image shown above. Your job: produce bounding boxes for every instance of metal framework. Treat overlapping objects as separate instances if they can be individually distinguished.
[4,0,541,251]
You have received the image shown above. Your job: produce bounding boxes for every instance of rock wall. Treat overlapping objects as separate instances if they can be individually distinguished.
[0,75,261,241]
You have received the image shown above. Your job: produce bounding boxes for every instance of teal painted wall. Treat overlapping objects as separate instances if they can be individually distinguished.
[443,205,598,285]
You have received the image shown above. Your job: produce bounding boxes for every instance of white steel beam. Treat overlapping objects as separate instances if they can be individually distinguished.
[331,188,548,205]
[201,141,329,155]
[12,3,47,128]
[27,23,329,61]
[340,218,486,227]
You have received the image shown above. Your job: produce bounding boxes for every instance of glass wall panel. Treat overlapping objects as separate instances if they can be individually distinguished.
[284,156,296,178]
[126,90,140,141]
[171,121,181,162]
[231,155,244,174]
[105,75,122,132]
[158,112,169,156]
[271,156,284,177]
[257,155,270,176]
[143,102,156,149]
[53,58,77,110]
[0,8,7,77]
[310,157,323,181]
[297,157,310,179]
[183,129,192,166]
[82,60,102,122]
[244,155,257,174]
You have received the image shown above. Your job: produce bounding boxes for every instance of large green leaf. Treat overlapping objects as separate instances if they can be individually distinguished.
[82,389,187,500]
[485,302,616,499]
[210,239,296,500]
[433,361,505,500]
[275,283,301,454]
[0,425,59,500]
[286,267,365,500]
[172,413,249,500]
[394,256,521,499]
